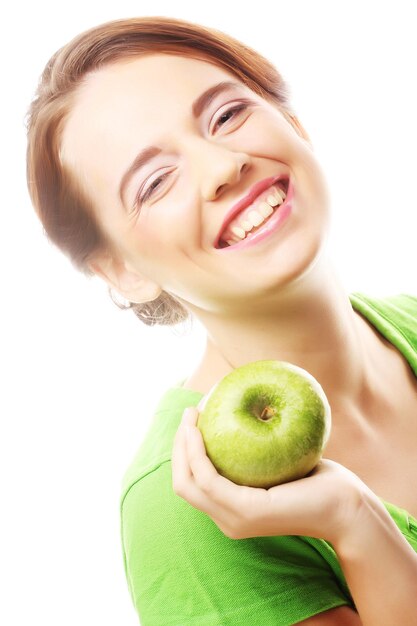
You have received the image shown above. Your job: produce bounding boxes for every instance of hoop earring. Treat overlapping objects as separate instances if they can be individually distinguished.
[107,286,132,309]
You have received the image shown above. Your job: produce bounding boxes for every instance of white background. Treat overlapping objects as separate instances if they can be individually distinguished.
[1,1,416,624]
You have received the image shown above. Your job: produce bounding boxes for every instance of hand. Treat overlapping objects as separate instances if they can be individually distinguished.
[172,405,372,544]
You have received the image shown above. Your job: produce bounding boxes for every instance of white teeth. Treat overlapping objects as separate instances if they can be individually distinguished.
[241,219,254,231]
[230,225,246,239]
[258,201,274,219]
[275,186,287,201]
[273,186,287,202]
[221,181,288,246]
[267,194,280,207]
[247,210,264,227]
[239,186,284,230]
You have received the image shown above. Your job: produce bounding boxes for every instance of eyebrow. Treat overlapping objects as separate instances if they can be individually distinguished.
[118,80,243,208]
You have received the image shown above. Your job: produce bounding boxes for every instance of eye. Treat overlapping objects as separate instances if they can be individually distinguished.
[130,100,252,217]
[132,170,171,214]
[212,100,250,132]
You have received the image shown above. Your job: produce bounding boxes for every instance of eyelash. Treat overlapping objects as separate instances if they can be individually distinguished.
[132,100,251,213]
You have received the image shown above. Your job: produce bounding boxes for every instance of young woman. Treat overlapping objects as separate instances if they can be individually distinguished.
[25,16,417,626]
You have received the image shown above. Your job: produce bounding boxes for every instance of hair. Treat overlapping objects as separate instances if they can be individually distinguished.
[25,15,294,328]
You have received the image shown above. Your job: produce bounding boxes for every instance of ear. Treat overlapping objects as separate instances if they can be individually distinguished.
[88,252,162,304]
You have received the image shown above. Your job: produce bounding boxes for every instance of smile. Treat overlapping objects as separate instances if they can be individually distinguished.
[215,177,294,252]
[218,180,289,248]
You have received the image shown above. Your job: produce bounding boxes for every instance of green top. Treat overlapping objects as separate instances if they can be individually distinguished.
[120,292,417,626]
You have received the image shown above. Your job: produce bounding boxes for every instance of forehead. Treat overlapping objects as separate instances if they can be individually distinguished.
[61,54,249,154]
[59,54,251,196]
[82,53,241,109]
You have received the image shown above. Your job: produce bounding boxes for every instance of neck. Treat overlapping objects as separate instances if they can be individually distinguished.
[191,254,393,422]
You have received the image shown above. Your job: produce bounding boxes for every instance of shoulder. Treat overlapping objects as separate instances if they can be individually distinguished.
[120,386,203,499]
[350,291,417,376]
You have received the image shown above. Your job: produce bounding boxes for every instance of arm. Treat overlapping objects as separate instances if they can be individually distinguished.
[331,491,417,625]
[173,407,417,626]
[298,606,362,625]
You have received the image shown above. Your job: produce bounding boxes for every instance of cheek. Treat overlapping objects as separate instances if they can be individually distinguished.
[126,213,183,270]
[240,111,303,161]
[140,185,200,246]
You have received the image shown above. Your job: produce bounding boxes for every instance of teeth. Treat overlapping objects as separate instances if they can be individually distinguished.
[247,210,264,227]
[241,219,254,231]
[258,202,274,219]
[230,225,246,239]
[267,193,280,207]
[275,186,287,202]
[240,186,285,231]
[221,181,288,246]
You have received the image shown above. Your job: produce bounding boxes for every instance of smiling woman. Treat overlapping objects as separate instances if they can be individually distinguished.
[25,15,417,626]
[25,15,293,327]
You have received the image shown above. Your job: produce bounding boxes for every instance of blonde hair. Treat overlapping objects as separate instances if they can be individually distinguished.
[26,16,293,326]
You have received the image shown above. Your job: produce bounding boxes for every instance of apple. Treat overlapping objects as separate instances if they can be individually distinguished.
[196,360,331,488]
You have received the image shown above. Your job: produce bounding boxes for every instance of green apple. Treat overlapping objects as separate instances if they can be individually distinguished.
[196,360,331,488]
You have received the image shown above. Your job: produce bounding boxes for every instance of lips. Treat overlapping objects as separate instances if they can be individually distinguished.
[214,173,290,248]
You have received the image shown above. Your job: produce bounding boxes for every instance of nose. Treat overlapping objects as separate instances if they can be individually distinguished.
[184,137,252,201]
[208,158,251,201]
[211,159,251,200]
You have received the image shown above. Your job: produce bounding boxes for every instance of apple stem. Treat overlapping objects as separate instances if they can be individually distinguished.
[260,406,276,421]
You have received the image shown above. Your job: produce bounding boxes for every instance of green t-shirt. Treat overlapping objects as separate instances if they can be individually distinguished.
[120,292,417,626]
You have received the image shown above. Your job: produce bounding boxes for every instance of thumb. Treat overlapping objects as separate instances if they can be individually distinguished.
[182,406,199,420]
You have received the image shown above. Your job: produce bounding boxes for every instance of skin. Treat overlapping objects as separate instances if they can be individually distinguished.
[60,53,417,625]
[60,53,402,427]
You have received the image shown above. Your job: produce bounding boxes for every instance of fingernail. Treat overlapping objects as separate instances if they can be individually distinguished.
[183,407,194,420]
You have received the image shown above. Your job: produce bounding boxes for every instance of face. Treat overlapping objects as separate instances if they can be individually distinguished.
[60,53,332,315]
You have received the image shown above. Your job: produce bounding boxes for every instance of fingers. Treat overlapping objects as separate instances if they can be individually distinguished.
[172,410,365,542]
[182,413,285,539]
[184,408,247,507]
[184,408,220,486]
[171,407,226,515]
[171,408,194,487]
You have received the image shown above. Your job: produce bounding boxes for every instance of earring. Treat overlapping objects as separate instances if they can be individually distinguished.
[107,286,132,309]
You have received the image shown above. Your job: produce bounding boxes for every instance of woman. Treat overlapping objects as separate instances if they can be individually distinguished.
[25,15,417,626]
